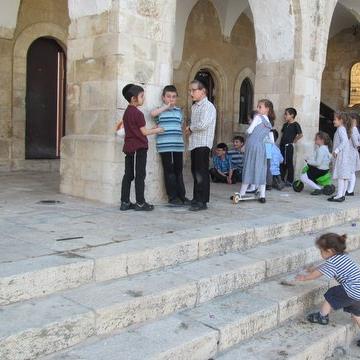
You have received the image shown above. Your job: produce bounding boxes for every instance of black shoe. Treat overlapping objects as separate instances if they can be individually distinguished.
[135,202,154,211]
[266,185,272,191]
[168,198,184,206]
[120,202,136,211]
[285,181,293,187]
[230,195,234,201]
[189,202,207,212]
[346,191,355,196]
[258,197,266,204]
[327,196,345,202]
[246,189,257,194]
[307,312,329,325]
[311,189,323,195]
[182,198,192,206]
[357,339,360,347]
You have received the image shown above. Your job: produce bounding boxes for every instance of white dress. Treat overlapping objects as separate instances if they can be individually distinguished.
[349,127,360,173]
[332,126,351,180]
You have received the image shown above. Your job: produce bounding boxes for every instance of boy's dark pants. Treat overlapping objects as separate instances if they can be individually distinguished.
[280,144,294,183]
[160,152,186,202]
[121,149,147,204]
[191,147,210,204]
[209,168,227,183]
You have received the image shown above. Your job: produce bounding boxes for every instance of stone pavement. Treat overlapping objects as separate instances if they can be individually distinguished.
[1,171,360,263]
[2,171,360,360]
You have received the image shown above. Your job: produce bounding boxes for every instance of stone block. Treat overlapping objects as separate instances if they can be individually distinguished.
[80,80,117,111]
[183,291,278,352]
[0,296,95,360]
[0,255,94,305]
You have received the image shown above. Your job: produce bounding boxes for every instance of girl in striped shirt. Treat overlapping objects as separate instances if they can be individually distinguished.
[296,233,360,336]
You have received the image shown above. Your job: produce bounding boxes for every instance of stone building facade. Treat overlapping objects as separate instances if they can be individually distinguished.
[0,0,359,204]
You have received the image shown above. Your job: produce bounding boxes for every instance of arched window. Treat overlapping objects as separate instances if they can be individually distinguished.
[350,62,360,107]
[239,78,253,124]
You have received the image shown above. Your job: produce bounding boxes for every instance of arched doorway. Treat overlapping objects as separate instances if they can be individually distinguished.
[25,37,66,159]
[194,69,215,104]
[350,62,360,107]
[239,77,253,124]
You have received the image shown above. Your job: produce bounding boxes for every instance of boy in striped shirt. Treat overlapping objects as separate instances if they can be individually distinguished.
[228,136,245,183]
[151,85,189,206]
[296,233,360,341]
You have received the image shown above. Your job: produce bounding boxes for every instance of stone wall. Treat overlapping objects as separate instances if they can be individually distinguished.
[173,0,256,144]
[0,0,69,171]
[321,28,360,111]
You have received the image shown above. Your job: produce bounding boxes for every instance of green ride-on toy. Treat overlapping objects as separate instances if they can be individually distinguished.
[293,165,335,196]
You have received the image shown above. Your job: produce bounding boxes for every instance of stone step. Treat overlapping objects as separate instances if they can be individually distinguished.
[1,209,359,306]
[1,230,360,360]
[43,277,331,360]
[217,311,357,360]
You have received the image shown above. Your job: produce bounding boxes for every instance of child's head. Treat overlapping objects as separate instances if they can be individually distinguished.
[189,80,207,102]
[162,85,178,106]
[315,131,332,149]
[257,99,275,125]
[232,136,244,149]
[349,112,360,128]
[248,110,258,124]
[215,142,228,157]
[284,107,297,122]
[316,233,347,259]
[334,111,352,138]
[122,84,145,106]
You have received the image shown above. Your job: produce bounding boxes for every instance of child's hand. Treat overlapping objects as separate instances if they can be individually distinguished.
[227,176,232,185]
[185,126,191,136]
[157,127,165,133]
[306,266,316,273]
[332,152,337,158]
[295,274,306,281]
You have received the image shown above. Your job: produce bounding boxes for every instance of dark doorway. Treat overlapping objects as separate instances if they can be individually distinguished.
[26,37,66,159]
[195,69,215,103]
[239,78,253,124]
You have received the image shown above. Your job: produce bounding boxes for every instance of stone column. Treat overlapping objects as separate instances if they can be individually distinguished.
[61,0,176,204]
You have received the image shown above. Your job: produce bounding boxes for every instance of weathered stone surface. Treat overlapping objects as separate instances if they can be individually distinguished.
[218,312,354,360]
[0,254,93,305]
[0,296,95,360]
[50,315,219,360]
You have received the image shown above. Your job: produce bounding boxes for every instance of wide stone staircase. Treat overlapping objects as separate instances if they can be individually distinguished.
[2,207,360,359]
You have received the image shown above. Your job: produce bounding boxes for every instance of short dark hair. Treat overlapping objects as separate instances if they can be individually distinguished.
[316,233,347,254]
[271,129,279,142]
[162,85,178,97]
[122,84,144,103]
[191,80,207,93]
[233,136,245,143]
[216,142,228,151]
[285,107,297,118]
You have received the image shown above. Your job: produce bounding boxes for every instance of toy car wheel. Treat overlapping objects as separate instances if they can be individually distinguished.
[323,184,335,196]
[293,180,304,192]
[233,194,241,204]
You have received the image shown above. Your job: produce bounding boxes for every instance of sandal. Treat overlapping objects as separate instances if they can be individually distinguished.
[307,312,329,325]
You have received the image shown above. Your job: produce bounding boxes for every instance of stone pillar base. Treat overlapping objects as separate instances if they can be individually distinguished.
[60,134,166,205]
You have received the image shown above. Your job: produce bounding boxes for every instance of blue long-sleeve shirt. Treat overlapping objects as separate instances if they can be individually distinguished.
[270,144,284,176]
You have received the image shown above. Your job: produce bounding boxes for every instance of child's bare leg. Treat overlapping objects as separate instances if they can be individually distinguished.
[320,300,332,316]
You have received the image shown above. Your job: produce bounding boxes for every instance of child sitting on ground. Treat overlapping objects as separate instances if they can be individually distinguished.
[296,233,360,346]
[300,131,332,195]
[270,130,284,190]
[210,143,233,184]
[228,136,245,183]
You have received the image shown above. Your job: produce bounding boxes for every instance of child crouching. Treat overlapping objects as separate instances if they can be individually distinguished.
[296,233,360,344]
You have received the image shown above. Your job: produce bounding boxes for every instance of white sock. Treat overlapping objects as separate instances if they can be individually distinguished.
[347,173,356,193]
[343,179,349,196]
[300,173,321,190]
[335,179,345,199]
[248,184,256,191]
[239,183,249,196]
[259,184,266,198]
